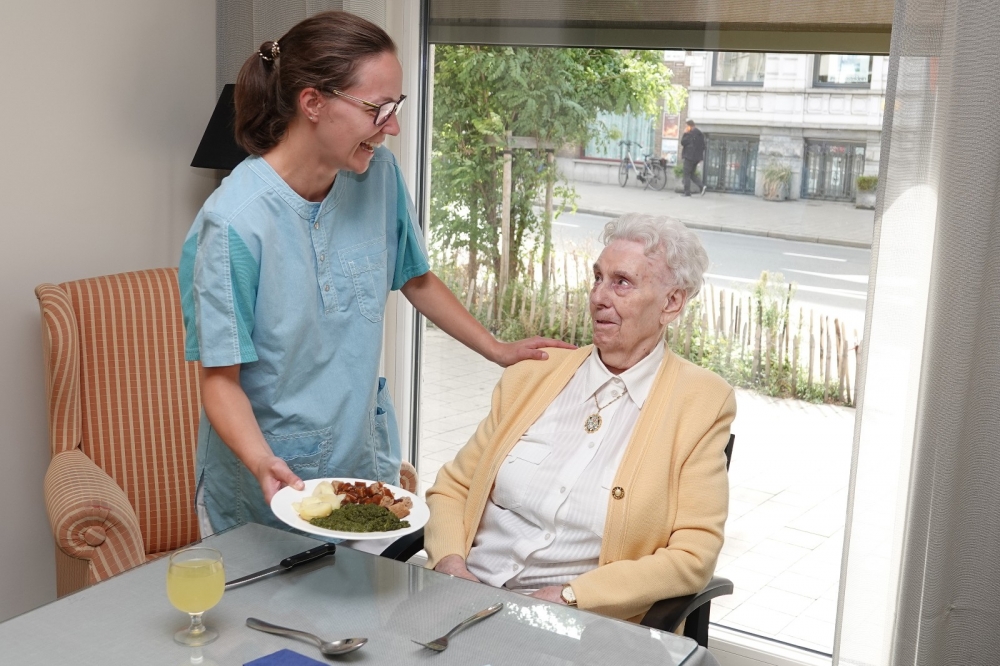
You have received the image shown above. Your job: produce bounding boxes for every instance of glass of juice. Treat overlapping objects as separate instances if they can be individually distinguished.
[166,546,225,646]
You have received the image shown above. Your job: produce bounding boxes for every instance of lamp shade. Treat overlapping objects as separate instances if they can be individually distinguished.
[191,84,249,170]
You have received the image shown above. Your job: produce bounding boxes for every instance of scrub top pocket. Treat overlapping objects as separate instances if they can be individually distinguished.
[264,426,334,480]
[339,237,388,323]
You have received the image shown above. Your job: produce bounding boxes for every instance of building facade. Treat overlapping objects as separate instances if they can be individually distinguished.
[685,52,888,201]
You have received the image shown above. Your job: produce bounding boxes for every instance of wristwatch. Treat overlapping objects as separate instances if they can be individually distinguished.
[560,584,577,606]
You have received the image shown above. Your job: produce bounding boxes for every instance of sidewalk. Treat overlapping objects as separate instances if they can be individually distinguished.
[565,180,875,249]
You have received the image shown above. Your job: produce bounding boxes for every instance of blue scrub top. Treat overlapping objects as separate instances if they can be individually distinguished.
[179,147,429,532]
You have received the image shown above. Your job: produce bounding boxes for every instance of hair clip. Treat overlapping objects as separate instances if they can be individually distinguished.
[258,41,280,63]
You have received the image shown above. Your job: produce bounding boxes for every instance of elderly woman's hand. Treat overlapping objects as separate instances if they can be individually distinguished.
[529,586,567,604]
[434,555,481,583]
[490,336,577,368]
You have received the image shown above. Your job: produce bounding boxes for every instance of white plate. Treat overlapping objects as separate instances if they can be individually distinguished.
[270,477,428,540]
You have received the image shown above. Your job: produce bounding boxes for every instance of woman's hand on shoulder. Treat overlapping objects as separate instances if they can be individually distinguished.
[490,336,577,368]
[529,585,567,604]
[433,554,481,582]
[252,455,305,504]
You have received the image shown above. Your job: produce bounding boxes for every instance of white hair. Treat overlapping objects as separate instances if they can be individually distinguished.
[600,213,709,297]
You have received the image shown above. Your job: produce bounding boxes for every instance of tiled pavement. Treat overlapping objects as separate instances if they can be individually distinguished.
[417,327,853,654]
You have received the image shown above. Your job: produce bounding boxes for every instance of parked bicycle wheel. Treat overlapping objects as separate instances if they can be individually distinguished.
[649,163,668,191]
[618,160,629,187]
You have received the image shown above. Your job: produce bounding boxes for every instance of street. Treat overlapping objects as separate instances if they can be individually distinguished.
[551,210,870,328]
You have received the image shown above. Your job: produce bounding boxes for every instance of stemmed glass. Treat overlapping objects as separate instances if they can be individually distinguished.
[167,546,225,646]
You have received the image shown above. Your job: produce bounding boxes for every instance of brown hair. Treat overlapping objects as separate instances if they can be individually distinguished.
[234,11,396,155]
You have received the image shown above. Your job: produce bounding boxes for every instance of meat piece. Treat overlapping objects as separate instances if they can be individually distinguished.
[387,502,410,519]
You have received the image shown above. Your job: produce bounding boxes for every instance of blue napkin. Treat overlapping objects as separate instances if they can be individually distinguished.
[244,648,326,666]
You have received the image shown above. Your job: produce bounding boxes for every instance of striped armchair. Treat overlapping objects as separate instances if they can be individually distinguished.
[36,269,201,596]
[36,268,419,597]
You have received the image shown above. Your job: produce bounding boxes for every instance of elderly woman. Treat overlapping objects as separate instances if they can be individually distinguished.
[424,213,736,622]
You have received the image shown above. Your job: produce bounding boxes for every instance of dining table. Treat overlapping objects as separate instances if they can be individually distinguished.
[0,523,721,665]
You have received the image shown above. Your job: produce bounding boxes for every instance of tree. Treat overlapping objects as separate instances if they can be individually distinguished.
[430,46,684,303]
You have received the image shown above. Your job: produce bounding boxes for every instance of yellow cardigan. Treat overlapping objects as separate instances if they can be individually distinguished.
[425,345,737,622]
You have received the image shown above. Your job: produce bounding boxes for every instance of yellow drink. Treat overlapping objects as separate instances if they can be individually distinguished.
[167,558,225,614]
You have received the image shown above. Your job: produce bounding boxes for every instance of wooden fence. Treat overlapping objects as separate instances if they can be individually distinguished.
[667,282,861,406]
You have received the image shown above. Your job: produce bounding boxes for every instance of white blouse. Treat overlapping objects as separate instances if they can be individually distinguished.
[465,341,665,589]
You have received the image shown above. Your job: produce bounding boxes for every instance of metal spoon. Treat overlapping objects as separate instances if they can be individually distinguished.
[246,617,367,656]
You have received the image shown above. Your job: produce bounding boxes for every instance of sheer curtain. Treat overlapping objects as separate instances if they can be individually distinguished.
[837,0,1000,664]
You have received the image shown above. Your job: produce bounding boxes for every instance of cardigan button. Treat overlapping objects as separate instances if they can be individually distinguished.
[611,486,625,500]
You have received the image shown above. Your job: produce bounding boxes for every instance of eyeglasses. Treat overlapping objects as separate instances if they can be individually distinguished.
[329,90,406,126]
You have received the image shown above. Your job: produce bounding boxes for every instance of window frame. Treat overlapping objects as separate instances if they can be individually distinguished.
[812,53,874,89]
[711,52,766,87]
[412,8,890,665]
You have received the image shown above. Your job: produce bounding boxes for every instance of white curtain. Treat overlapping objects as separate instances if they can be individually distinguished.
[837,0,1000,664]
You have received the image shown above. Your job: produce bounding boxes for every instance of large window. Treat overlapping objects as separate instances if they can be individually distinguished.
[416,42,885,661]
[713,52,766,86]
[813,54,873,87]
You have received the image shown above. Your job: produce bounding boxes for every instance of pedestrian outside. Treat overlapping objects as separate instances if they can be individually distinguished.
[680,119,707,197]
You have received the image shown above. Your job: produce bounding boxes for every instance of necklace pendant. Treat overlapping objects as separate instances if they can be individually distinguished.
[584,413,603,433]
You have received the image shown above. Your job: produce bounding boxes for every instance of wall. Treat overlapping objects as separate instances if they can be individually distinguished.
[216,0,344,95]
[0,1,216,621]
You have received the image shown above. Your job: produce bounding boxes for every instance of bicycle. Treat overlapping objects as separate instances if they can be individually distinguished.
[617,140,668,191]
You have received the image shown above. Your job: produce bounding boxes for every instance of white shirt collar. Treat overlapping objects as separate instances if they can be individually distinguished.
[584,340,665,409]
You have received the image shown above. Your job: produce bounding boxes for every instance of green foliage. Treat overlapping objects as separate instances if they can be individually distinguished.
[761,163,792,200]
[673,163,702,181]
[856,175,878,191]
[762,163,792,185]
[431,45,680,289]
[431,249,594,346]
[665,272,855,406]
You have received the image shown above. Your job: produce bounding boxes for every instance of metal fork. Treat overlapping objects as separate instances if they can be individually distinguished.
[411,602,504,652]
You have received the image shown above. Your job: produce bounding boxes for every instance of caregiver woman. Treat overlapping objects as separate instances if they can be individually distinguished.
[179,11,570,534]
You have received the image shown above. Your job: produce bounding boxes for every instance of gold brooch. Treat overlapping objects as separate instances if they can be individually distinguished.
[611,486,625,500]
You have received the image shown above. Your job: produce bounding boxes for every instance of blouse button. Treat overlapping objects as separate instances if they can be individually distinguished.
[324,285,330,292]
[559,486,566,494]
[588,442,595,449]
[544,533,551,540]
[319,254,325,262]
[512,563,519,571]
[314,222,320,230]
